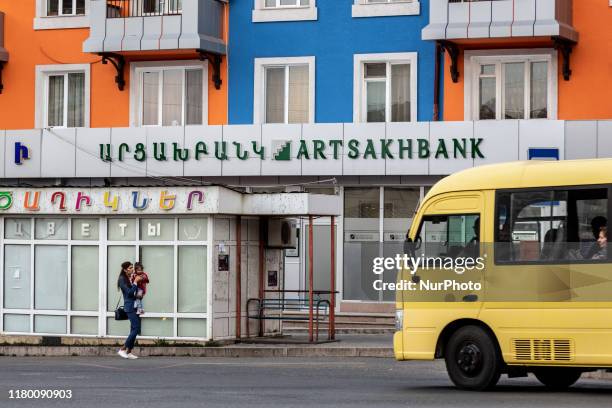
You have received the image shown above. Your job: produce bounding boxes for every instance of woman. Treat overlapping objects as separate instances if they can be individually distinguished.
[117,261,143,359]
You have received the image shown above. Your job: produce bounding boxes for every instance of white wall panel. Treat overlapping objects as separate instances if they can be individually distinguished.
[261,123,302,176]
[40,128,76,178]
[76,127,111,178]
[146,126,185,177]
[518,120,565,160]
[5,129,42,178]
[184,125,223,177]
[474,120,519,165]
[221,125,262,177]
[301,123,344,176]
[385,121,429,176]
[429,121,474,175]
[342,123,386,176]
[110,127,147,178]
[565,121,597,160]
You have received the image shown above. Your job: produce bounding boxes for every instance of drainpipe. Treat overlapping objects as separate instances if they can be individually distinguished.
[433,41,442,121]
[235,216,242,340]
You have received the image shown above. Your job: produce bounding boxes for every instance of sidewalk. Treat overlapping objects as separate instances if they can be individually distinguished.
[0,334,394,358]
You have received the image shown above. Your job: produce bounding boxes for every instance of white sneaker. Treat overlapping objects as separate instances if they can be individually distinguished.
[117,349,129,359]
[127,353,139,360]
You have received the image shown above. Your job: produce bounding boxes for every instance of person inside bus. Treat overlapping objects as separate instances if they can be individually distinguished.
[591,226,608,260]
[581,216,607,258]
[461,217,480,259]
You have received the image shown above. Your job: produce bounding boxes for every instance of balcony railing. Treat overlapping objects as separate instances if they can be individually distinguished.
[106,0,182,18]
[84,0,226,55]
[423,0,578,42]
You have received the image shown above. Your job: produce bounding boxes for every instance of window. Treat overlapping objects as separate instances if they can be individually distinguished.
[47,0,85,16]
[466,50,557,120]
[133,62,207,127]
[495,188,609,263]
[253,0,317,22]
[264,0,310,7]
[35,65,90,128]
[35,0,89,30]
[352,0,420,18]
[417,214,481,259]
[45,72,85,127]
[254,57,315,124]
[354,53,417,123]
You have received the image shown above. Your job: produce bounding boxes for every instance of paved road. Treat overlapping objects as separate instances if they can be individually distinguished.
[0,357,611,408]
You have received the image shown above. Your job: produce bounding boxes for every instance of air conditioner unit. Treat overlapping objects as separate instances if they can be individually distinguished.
[267,219,297,248]
[344,232,379,242]
[384,232,406,242]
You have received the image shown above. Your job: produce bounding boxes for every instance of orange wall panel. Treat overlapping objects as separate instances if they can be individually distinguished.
[442,2,612,121]
[0,1,228,130]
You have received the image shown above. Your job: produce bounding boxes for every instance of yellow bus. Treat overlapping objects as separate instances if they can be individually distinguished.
[394,159,612,390]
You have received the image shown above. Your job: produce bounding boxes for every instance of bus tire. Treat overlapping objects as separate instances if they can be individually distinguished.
[533,368,582,390]
[444,325,502,391]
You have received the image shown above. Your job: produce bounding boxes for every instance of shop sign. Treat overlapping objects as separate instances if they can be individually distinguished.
[97,137,485,163]
[0,188,216,215]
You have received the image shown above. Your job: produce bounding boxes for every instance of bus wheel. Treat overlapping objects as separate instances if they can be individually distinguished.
[444,325,501,391]
[533,368,582,390]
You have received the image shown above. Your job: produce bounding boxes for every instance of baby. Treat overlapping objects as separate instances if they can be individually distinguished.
[132,262,150,315]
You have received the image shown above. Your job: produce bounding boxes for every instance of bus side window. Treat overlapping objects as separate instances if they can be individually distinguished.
[495,188,608,263]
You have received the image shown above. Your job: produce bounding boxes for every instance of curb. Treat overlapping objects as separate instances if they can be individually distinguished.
[0,346,394,358]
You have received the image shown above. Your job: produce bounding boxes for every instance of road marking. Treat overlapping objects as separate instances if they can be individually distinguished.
[73,361,369,371]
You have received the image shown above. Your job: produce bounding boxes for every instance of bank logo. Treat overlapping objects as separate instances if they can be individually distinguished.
[14,142,30,165]
[272,140,292,161]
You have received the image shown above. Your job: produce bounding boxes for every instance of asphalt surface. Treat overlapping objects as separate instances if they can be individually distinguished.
[0,357,611,408]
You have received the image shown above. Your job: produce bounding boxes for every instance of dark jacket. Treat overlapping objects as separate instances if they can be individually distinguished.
[118,275,138,313]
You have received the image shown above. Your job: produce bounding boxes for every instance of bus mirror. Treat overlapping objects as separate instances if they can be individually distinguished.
[414,236,422,250]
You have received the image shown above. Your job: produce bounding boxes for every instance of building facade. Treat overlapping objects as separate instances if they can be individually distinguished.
[1,0,612,341]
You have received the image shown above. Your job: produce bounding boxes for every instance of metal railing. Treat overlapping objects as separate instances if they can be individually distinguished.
[106,0,182,18]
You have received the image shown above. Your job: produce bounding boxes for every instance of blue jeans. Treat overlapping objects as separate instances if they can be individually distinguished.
[124,311,141,350]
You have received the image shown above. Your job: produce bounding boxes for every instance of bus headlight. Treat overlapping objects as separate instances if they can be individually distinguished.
[395,309,403,331]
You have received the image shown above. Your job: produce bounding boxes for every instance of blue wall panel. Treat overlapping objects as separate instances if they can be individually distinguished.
[229,0,435,124]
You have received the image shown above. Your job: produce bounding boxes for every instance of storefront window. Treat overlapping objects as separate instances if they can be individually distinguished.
[35,218,68,240]
[140,218,175,241]
[3,244,31,309]
[140,246,174,313]
[179,218,207,241]
[35,315,66,334]
[3,216,210,339]
[71,246,99,311]
[71,316,98,335]
[4,218,31,239]
[34,245,68,310]
[344,187,380,301]
[178,246,207,313]
[107,245,136,312]
[108,218,136,241]
[72,219,99,240]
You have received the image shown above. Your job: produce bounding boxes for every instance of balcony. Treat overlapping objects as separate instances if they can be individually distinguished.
[0,11,8,94]
[83,0,226,55]
[422,0,578,42]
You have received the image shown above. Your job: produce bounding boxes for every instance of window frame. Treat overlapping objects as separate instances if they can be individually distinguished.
[130,60,209,127]
[353,53,418,123]
[416,213,482,247]
[254,56,316,124]
[34,0,89,30]
[252,0,318,22]
[464,49,558,121]
[493,185,612,266]
[1,216,213,340]
[352,0,421,18]
[35,64,91,129]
